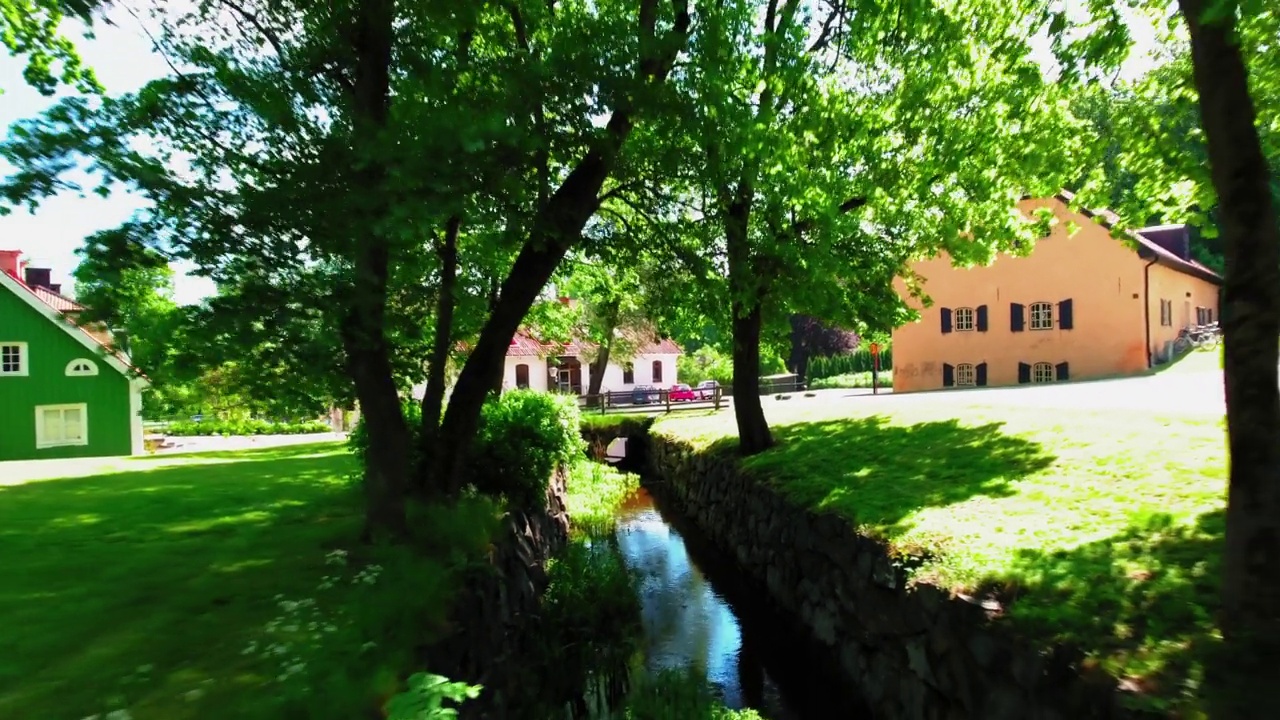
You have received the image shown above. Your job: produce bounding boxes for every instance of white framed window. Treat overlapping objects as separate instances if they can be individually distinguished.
[954,307,975,332]
[35,403,89,449]
[65,358,99,377]
[955,363,975,386]
[1029,302,1054,330]
[1032,362,1054,384]
[1,342,28,376]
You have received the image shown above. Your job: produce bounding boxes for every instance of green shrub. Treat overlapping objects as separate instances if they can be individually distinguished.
[808,369,893,389]
[807,347,893,379]
[164,418,333,437]
[467,390,586,508]
[346,398,423,471]
[565,460,640,538]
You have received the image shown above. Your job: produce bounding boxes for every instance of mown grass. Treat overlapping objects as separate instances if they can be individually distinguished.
[0,442,496,720]
[653,373,1227,713]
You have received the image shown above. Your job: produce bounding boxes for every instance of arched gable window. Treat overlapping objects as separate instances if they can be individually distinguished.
[515,363,530,389]
[651,360,663,384]
[65,358,99,377]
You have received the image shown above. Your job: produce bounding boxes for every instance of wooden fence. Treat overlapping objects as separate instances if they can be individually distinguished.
[578,386,728,415]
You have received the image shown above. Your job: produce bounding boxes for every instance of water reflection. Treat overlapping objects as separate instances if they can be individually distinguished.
[614,488,869,719]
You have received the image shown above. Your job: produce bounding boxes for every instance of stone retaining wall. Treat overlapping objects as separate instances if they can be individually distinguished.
[647,434,1126,720]
[424,466,571,719]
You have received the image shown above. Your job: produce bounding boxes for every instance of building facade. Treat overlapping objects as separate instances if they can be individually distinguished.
[0,250,148,461]
[891,195,1222,393]
[501,331,682,395]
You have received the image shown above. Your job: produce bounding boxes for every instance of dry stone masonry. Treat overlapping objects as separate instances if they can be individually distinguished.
[646,433,1128,720]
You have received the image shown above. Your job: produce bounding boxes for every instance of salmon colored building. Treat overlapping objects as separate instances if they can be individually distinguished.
[891,193,1222,393]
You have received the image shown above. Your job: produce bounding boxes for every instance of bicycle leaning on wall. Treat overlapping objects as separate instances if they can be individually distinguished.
[1173,321,1222,354]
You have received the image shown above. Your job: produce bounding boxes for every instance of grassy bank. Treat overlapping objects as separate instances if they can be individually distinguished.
[653,389,1226,713]
[0,442,496,720]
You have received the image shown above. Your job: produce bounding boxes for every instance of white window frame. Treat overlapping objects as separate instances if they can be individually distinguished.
[1032,362,1055,384]
[35,403,90,449]
[954,307,975,332]
[65,358,100,377]
[0,341,29,377]
[955,363,975,386]
[1029,302,1054,330]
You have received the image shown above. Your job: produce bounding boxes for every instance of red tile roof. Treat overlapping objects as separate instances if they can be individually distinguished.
[504,329,682,357]
[2,270,146,379]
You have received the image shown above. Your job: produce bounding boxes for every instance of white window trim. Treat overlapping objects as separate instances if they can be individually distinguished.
[1029,302,1054,331]
[1031,362,1055,384]
[35,403,90,449]
[954,307,975,332]
[955,363,976,386]
[65,358,100,377]
[0,341,29,377]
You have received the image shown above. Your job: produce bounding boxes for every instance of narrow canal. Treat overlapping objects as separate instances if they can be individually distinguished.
[613,486,869,719]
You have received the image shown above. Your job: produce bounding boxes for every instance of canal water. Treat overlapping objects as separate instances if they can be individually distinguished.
[613,487,869,719]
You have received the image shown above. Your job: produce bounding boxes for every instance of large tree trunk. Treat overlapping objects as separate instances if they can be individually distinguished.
[1179,0,1280,701]
[418,215,460,487]
[726,199,774,456]
[431,0,691,493]
[586,304,619,405]
[344,0,407,540]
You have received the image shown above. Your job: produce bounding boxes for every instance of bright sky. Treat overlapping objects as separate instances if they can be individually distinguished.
[0,4,1168,308]
[0,7,216,305]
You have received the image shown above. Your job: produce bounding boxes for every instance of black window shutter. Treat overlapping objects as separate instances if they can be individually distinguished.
[1011,303,1025,332]
[1058,299,1074,330]
[941,307,953,334]
[976,305,989,332]
[976,362,988,386]
[942,363,955,387]
[1018,362,1031,384]
[1056,362,1070,381]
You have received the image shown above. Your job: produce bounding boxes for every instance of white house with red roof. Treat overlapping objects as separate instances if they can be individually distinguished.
[501,329,683,395]
[0,250,149,461]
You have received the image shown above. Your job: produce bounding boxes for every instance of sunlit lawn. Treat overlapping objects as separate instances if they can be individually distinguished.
[654,360,1227,712]
[0,442,364,720]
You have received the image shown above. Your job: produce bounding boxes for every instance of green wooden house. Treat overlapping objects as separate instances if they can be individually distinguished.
[0,253,148,461]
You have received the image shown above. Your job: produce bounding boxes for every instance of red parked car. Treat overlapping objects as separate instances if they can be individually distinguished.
[668,383,697,401]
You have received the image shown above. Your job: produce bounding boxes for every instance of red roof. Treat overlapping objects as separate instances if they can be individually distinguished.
[504,329,682,357]
[2,270,147,379]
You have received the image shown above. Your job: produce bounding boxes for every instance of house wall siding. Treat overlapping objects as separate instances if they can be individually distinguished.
[504,356,549,392]
[892,197,1155,393]
[0,287,132,460]
[1146,263,1221,360]
[499,353,680,395]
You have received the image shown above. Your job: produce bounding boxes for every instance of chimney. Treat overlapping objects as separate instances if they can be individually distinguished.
[47,283,62,294]
[0,250,22,280]
[24,266,53,290]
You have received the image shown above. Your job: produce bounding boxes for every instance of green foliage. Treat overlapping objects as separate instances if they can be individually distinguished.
[467,391,586,508]
[677,346,785,388]
[347,398,423,473]
[807,348,893,380]
[564,459,640,538]
[164,418,332,437]
[807,370,894,390]
[618,667,763,719]
[384,673,482,720]
[0,0,101,95]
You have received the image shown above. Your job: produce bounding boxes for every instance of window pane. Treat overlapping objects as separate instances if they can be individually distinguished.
[42,409,64,443]
[64,408,83,441]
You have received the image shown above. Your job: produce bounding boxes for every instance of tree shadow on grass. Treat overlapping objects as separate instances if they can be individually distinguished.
[982,510,1234,715]
[717,415,1056,531]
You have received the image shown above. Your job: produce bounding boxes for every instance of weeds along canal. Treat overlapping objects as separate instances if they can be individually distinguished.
[613,486,869,720]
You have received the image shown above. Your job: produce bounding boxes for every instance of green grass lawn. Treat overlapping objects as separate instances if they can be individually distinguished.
[0,442,502,720]
[653,379,1226,713]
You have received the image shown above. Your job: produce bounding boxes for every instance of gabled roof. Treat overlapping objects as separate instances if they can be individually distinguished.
[504,329,683,358]
[0,270,149,387]
[1053,190,1222,285]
